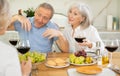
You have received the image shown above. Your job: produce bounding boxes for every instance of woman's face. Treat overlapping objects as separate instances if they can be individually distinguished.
[68,7,85,27]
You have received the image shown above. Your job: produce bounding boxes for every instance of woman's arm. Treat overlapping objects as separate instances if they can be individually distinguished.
[21,57,32,76]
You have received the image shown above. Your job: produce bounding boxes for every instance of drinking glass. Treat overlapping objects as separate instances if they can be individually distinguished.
[74,31,86,51]
[74,31,86,43]
[104,39,119,66]
[16,39,30,54]
[9,32,19,46]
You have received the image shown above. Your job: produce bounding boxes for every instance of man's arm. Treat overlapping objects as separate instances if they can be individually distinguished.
[55,31,69,52]
[43,28,69,52]
[7,15,31,31]
[7,15,18,30]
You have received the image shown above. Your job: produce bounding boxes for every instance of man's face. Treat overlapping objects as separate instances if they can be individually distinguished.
[34,7,52,28]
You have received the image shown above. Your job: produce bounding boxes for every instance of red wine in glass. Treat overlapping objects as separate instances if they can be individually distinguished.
[9,33,19,46]
[105,46,118,52]
[17,46,30,54]
[16,40,30,54]
[75,37,86,43]
[104,40,119,67]
[9,39,18,46]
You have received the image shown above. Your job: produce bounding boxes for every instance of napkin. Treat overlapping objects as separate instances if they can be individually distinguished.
[109,65,120,74]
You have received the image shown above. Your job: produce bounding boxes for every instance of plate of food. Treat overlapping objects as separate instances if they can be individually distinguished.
[76,66,102,74]
[45,58,70,68]
[19,51,47,64]
[69,50,97,66]
[70,58,97,66]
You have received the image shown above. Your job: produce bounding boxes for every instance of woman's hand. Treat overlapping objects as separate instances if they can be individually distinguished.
[21,57,32,76]
[78,40,92,48]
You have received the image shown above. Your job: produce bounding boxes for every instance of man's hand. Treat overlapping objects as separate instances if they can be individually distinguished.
[12,15,32,31]
[42,28,61,39]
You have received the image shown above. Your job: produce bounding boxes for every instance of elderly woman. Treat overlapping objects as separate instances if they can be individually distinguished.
[64,3,104,53]
[0,0,31,76]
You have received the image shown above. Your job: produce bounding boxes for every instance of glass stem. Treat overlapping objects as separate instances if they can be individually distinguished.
[109,53,112,65]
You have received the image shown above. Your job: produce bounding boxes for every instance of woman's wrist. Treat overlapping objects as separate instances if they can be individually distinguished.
[22,74,30,76]
[22,71,31,76]
[87,42,92,48]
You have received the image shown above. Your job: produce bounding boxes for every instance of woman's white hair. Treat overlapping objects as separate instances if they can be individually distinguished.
[69,3,93,28]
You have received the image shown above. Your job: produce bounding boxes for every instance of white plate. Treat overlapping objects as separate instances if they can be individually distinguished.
[70,59,97,66]
[45,62,70,68]
[86,52,97,57]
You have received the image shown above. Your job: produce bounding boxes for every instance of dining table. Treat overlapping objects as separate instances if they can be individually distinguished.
[31,52,120,76]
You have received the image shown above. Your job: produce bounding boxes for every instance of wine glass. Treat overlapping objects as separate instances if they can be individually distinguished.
[104,39,119,66]
[9,32,19,46]
[74,31,86,51]
[16,39,30,54]
[74,31,86,43]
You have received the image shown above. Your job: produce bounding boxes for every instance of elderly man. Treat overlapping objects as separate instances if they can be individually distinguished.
[8,3,69,53]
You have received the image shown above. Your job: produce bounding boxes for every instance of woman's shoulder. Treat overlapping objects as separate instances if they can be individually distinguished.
[0,41,17,54]
[87,25,97,31]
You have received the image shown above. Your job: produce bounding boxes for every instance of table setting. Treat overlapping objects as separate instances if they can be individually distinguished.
[30,39,120,76]
[11,35,119,76]
[30,50,120,76]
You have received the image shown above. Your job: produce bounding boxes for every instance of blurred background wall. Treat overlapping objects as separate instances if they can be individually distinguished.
[8,0,119,31]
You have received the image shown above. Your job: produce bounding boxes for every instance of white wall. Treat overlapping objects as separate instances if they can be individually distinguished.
[118,0,120,26]
[8,0,119,31]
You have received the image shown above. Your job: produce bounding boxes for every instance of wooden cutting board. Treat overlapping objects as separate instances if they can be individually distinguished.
[76,66,102,74]
[67,68,116,76]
